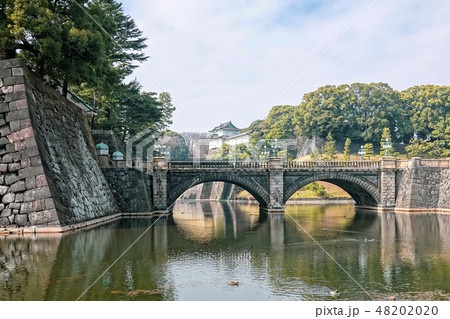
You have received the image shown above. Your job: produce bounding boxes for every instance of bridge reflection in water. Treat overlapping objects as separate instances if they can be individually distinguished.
[1,202,450,300]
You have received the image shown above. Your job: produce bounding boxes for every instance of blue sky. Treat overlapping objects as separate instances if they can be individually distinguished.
[120,0,450,133]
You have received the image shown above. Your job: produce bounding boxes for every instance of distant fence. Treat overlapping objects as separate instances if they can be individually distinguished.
[168,161,269,169]
[284,160,380,168]
[167,160,380,169]
[144,158,449,170]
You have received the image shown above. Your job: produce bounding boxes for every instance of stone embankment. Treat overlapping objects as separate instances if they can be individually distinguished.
[395,158,450,212]
[0,59,117,231]
[439,169,450,209]
[102,168,152,212]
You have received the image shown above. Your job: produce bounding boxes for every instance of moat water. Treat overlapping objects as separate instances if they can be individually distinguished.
[1,201,449,301]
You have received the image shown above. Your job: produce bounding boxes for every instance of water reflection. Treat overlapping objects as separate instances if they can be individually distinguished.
[0,234,61,300]
[0,201,449,301]
[172,201,262,243]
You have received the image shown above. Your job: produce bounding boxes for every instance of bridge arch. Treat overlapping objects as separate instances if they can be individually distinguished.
[167,172,271,208]
[283,172,381,207]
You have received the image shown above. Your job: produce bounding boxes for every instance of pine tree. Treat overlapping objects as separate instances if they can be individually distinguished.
[343,137,351,160]
[88,0,148,84]
[2,0,148,96]
[322,132,337,160]
[364,143,374,160]
[380,127,396,156]
[406,139,449,159]
[4,0,107,93]
[212,143,231,160]
[0,0,16,59]
[310,148,323,161]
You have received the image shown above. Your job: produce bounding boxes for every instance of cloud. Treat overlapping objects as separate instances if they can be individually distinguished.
[123,0,450,132]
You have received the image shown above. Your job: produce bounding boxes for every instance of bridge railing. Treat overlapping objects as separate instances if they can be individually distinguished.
[168,161,270,169]
[284,160,381,168]
[395,159,450,168]
[395,160,410,168]
[166,159,448,169]
[420,159,450,168]
[167,160,381,169]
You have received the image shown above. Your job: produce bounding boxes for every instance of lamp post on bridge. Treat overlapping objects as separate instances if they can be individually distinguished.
[260,145,270,161]
[271,138,281,157]
[383,138,392,157]
[154,144,169,158]
[358,145,366,161]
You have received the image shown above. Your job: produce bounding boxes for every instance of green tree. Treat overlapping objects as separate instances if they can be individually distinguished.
[5,0,107,93]
[405,115,450,158]
[343,137,351,160]
[401,85,450,140]
[364,143,374,160]
[245,105,297,152]
[380,127,396,156]
[212,143,231,160]
[348,83,408,143]
[83,0,148,89]
[157,92,176,132]
[402,85,450,158]
[266,119,294,141]
[81,80,174,141]
[2,0,148,95]
[294,83,409,144]
[229,143,250,160]
[295,85,348,140]
[1,0,175,146]
[265,105,297,130]
[302,182,327,197]
[93,80,173,140]
[322,132,337,160]
[405,139,449,159]
[310,148,322,161]
[0,0,16,59]
[244,119,264,132]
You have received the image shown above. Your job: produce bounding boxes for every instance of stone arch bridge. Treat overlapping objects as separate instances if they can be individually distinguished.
[102,156,449,213]
[149,157,420,213]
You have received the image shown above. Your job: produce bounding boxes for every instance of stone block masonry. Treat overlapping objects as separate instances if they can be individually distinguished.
[438,169,450,209]
[102,168,152,213]
[395,158,447,210]
[0,59,118,230]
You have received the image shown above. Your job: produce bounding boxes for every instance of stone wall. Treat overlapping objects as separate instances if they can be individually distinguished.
[0,58,118,229]
[102,168,152,212]
[438,169,450,209]
[396,166,443,209]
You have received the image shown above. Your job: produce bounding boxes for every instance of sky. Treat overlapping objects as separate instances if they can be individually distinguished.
[120,0,450,133]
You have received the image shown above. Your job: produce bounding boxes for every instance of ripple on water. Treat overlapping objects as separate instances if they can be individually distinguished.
[1,204,450,300]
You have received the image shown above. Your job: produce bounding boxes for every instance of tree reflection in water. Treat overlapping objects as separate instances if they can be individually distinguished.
[0,202,449,300]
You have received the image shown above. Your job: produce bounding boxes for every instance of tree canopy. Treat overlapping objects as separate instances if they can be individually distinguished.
[1,0,147,91]
[294,83,409,144]
[1,0,175,140]
[241,83,449,159]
